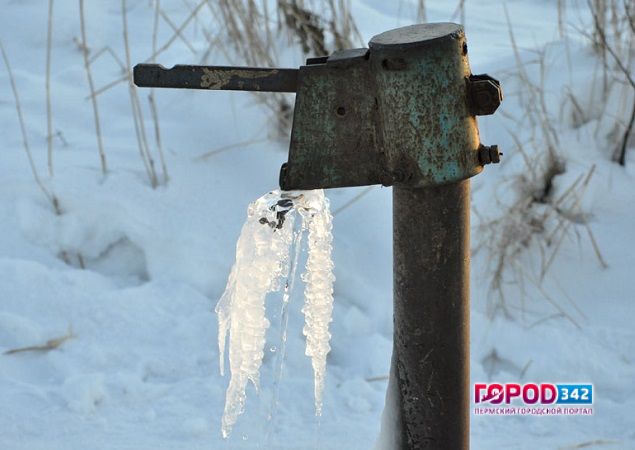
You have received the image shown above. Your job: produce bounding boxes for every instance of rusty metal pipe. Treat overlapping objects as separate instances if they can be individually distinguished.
[388,180,470,449]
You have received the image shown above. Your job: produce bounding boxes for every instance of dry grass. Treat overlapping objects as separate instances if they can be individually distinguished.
[80,1,363,142]
[563,0,635,165]
[148,0,169,184]
[79,0,108,176]
[3,1,363,268]
[88,46,127,72]
[586,0,635,166]
[558,439,620,449]
[474,158,603,327]
[474,7,610,325]
[0,39,61,215]
[88,0,207,100]
[332,186,375,216]
[417,0,426,23]
[46,0,54,177]
[3,1,364,215]
[209,0,363,135]
[195,138,269,160]
[4,327,75,356]
[122,0,159,188]
[450,0,466,25]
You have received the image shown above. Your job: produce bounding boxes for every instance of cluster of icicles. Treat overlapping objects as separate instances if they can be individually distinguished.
[215,189,335,438]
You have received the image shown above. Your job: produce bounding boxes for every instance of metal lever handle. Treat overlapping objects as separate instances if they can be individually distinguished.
[133,64,298,93]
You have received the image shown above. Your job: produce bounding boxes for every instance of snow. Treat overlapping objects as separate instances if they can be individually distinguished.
[0,0,634,449]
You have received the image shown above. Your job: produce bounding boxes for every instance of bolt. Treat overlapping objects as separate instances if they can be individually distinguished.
[478,145,502,166]
[467,74,503,116]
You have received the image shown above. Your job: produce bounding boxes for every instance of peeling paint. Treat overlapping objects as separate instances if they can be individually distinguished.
[283,23,484,191]
[200,68,280,90]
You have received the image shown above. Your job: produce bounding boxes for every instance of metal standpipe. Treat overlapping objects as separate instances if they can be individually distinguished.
[368,25,483,449]
[133,21,502,450]
[390,182,470,449]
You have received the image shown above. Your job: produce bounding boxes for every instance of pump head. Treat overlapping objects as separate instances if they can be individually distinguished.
[133,23,502,191]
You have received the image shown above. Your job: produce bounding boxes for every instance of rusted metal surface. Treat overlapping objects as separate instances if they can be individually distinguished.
[281,23,494,190]
[133,26,503,192]
[390,181,470,450]
[281,49,382,190]
[133,64,298,92]
[368,24,480,189]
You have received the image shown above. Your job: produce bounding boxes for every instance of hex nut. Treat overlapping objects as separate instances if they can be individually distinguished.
[478,145,501,166]
[468,75,503,116]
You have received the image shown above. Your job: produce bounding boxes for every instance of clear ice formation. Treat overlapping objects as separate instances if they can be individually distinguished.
[298,192,335,416]
[215,189,335,438]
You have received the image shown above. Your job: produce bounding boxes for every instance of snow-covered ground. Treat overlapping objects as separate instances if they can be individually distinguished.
[1,0,633,449]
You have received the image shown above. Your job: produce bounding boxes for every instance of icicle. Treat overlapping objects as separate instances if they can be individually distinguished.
[216,189,335,437]
[215,191,296,438]
[298,190,335,416]
[265,226,303,446]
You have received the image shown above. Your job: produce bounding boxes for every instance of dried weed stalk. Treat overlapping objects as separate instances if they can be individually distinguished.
[574,0,635,165]
[122,0,159,188]
[79,0,108,176]
[475,9,609,325]
[4,327,75,355]
[46,0,55,176]
[0,40,62,215]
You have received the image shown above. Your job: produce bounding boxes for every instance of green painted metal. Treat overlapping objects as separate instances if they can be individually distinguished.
[282,48,381,190]
[133,24,499,192]
[281,23,483,191]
